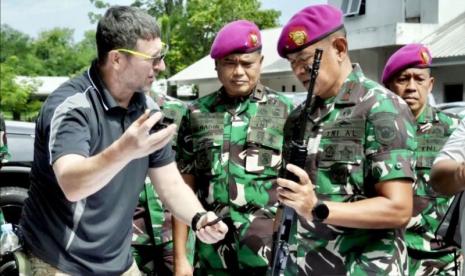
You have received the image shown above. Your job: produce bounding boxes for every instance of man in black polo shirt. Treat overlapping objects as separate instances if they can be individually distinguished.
[20,6,227,275]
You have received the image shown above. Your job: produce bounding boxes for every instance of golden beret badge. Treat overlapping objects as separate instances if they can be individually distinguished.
[289,30,308,46]
[420,48,430,65]
[249,32,259,47]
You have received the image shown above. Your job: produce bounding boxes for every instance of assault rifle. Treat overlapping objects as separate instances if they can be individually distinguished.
[269,48,323,276]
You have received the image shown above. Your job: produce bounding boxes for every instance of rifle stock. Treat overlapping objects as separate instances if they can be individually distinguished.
[269,48,323,276]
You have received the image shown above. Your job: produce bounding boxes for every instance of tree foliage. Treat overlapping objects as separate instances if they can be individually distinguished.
[0,24,44,75]
[0,57,42,120]
[0,25,96,120]
[1,24,96,77]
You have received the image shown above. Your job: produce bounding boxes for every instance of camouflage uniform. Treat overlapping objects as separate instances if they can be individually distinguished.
[132,92,195,274]
[178,84,294,274]
[406,105,463,276]
[0,113,10,164]
[282,64,417,275]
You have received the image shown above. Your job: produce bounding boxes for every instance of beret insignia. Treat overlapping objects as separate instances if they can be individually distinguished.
[289,30,308,46]
[249,33,259,47]
[420,48,430,65]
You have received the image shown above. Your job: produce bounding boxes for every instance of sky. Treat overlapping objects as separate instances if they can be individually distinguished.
[1,0,326,42]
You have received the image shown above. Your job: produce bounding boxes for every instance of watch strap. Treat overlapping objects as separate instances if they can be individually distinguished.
[191,211,207,231]
[312,200,329,222]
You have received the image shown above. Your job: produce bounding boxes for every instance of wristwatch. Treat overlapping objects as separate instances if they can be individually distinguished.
[191,211,207,231]
[311,200,329,222]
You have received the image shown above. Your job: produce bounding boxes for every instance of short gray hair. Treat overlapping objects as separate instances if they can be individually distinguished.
[96,6,161,62]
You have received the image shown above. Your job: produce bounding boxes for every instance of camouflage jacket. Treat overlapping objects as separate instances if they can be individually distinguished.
[282,64,417,275]
[132,92,188,246]
[177,84,294,268]
[0,114,10,163]
[406,105,462,254]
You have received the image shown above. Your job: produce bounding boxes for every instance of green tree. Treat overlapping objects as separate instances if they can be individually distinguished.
[0,57,41,120]
[0,24,44,75]
[0,24,31,63]
[73,30,97,75]
[89,0,280,75]
[28,28,96,76]
[0,26,96,120]
[33,28,78,76]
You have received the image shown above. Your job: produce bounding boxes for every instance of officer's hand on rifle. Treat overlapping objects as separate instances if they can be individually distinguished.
[277,163,318,220]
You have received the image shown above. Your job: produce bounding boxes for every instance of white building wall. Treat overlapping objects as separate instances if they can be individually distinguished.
[330,0,464,26]
[261,73,305,92]
[329,0,405,26]
[328,0,464,50]
[438,0,465,25]
[349,48,390,82]
[420,0,440,23]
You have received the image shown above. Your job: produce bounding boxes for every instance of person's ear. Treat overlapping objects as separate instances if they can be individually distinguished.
[108,50,123,70]
[332,37,348,63]
[428,76,435,93]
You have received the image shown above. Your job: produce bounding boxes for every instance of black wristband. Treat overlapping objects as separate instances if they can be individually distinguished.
[191,211,207,231]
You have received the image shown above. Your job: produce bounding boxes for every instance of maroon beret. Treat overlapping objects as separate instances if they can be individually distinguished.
[277,4,344,58]
[382,43,432,86]
[210,20,262,59]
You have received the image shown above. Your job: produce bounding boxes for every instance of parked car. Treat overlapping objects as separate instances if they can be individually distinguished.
[0,120,35,225]
[435,101,465,116]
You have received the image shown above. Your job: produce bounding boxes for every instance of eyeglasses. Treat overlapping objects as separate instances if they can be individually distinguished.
[116,42,169,66]
[289,53,314,71]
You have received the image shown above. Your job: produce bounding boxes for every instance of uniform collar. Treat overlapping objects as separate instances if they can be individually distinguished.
[305,64,366,124]
[87,60,147,113]
[416,104,437,124]
[214,82,267,107]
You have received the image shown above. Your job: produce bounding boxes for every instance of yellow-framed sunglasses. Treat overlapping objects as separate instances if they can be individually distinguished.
[116,42,169,66]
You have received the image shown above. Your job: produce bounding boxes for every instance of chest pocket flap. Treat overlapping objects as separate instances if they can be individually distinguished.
[191,112,224,176]
[245,116,286,176]
[416,136,448,169]
[317,119,365,195]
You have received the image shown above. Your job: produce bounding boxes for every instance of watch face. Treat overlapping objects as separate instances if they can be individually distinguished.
[314,202,329,221]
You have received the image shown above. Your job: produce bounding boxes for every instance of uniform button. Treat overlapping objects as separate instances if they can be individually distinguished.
[395,162,403,170]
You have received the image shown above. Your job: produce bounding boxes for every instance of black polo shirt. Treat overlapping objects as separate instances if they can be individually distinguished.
[20,61,174,275]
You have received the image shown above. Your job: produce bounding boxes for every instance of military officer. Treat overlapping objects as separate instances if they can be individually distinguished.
[173,20,294,275]
[382,43,463,275]
[275,4,417,275]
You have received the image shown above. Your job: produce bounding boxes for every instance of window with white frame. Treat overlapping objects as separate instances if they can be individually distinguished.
[341,0,366,17]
